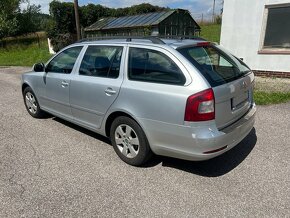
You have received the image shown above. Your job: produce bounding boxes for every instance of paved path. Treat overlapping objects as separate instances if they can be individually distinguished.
[0,67,289,217]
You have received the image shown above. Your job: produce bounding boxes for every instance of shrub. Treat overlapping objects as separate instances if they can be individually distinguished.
[49,33,76,52]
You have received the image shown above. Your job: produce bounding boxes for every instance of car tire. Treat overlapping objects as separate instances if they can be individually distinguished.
[110,116,153,166]
[23,87,46,118]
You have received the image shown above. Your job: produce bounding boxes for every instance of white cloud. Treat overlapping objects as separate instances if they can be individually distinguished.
[21,0,51,14]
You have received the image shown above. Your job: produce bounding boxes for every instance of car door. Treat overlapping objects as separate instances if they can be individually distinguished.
[41,46,83,119]
[69,45,125,129]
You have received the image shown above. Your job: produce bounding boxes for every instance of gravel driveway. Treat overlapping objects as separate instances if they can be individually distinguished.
[0,67,289,217]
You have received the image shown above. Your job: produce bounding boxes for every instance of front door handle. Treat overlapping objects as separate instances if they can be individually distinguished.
[61,81,69,88]
[105,88,117,96]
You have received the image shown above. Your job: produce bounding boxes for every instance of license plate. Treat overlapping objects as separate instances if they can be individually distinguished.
[231,91,249,110]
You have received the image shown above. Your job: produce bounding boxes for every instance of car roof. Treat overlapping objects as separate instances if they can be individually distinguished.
[74,37,208,50]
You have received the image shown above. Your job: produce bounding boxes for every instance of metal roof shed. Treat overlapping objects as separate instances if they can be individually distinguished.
[84,9,201,37]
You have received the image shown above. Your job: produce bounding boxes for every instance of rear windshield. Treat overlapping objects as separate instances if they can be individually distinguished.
[177,45,251,87]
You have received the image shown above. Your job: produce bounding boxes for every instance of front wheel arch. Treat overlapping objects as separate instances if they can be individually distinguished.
[23,86,46,118]
[22,83,30,93]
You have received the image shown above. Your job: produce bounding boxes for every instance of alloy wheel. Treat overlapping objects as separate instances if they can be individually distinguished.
[25,92,37,114]
[114,124,140,158]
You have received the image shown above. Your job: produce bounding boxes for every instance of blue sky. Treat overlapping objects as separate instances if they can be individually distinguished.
[23,0,223,21]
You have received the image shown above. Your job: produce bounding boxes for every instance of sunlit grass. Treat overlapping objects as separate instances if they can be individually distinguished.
[200,24,221,43]
[0,33,52,67]
[254,91,290,105]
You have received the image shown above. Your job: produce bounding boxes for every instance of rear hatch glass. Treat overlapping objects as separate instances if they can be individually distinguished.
[178,44,254,129]
[177,44,251,87]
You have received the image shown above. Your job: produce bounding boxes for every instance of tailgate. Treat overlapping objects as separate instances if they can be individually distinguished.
[213,72,255,129]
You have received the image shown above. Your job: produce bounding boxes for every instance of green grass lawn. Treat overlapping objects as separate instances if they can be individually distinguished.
[200,24,221,43]
[254,91,290,105]
[0,34,52,67]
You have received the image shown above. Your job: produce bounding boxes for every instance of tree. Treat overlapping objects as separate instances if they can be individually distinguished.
[80,4,110,27]
[127,3,167,15]
[46,0,77,51]
[49,0,76,34]
[0,0,46,38]
[17,4,42,35]
[0,0,21,38]
[109,3,167,17]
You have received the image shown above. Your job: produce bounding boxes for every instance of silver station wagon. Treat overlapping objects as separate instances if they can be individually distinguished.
[22,37,256,166]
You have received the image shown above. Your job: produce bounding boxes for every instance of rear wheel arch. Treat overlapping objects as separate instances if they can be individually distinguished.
[105,111,137,137]
[105,111,149,140]
[108,114,153,166]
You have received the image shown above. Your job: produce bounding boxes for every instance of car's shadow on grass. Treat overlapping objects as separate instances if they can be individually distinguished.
[52,116,257,177]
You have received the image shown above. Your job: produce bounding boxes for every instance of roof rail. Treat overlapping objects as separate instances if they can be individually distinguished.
[77,36,166,44]
[126,36,165,44]
[77,35,207,44]
[158,35,206,41]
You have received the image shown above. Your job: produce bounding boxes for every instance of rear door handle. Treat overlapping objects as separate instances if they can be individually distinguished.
[61,81,69,87]
[105,88,117,96]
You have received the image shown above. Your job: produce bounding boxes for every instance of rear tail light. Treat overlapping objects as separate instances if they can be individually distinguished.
[184,88,215,122]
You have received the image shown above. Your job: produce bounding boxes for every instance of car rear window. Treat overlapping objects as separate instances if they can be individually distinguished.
[177,45,251,87]
[128,47,186,85]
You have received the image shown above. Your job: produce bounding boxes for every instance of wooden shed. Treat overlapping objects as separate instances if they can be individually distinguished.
[84,9,201,37]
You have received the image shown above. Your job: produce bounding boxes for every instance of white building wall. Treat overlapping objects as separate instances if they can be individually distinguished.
[220,0,290,72]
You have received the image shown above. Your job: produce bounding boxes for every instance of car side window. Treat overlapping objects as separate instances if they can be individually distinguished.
[46,46,83,74]
[128,47,186,85]
[79,46,123,79]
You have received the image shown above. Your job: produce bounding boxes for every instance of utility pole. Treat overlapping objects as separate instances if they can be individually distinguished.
[212,0,216,23]
[74,0,81,40]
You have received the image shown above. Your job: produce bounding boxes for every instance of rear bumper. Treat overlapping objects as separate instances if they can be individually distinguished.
[139,104,256,161]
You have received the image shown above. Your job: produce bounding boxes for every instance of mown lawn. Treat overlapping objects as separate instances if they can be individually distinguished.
[254,91,290,105]
[254,77,290,105]
[200,24,221,43]
[0,33,52,67]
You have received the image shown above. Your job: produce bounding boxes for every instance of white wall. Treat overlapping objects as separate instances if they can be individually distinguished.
[220,0,290,72]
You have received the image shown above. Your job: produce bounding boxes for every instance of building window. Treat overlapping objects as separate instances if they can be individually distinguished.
[260,4,290,53]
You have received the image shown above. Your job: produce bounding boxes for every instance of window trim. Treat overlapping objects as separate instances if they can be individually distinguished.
[126,46,189,86]
[259,3,290,55]
[45,46,83,74]
[78,45,124,79]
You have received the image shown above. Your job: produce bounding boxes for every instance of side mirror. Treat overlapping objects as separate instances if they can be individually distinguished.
[33,63,45,72]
